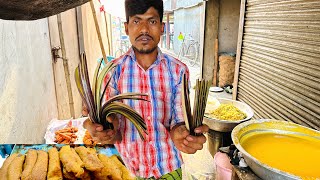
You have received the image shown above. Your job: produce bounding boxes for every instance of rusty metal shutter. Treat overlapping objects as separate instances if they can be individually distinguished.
[233,0,320,130]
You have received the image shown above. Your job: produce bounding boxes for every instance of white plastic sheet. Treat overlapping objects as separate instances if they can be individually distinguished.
[44,117,88,144]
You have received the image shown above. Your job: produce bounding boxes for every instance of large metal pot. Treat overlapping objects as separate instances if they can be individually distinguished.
[203,98,254,132]
[231,119,320,180]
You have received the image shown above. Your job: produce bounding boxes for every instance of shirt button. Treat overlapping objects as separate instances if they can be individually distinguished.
[147,116,151,120]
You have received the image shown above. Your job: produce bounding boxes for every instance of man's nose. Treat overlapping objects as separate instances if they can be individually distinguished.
[139,22,149,34]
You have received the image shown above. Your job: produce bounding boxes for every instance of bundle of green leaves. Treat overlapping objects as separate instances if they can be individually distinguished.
[75,53,148,140]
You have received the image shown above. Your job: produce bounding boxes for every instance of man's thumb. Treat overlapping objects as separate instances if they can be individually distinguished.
[177,125,189,137]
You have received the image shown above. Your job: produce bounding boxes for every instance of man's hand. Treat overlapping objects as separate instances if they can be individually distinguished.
[170,124,209,154]
[83,114,121,144]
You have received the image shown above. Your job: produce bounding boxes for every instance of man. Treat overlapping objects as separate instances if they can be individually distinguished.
[84,0,209,179]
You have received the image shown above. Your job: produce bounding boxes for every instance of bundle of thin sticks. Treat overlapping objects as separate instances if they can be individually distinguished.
[182,73,211,136]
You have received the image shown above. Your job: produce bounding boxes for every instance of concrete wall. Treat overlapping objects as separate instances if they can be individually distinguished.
[176,0,203,8]
[218,0,240,54]
[0,19,58,143]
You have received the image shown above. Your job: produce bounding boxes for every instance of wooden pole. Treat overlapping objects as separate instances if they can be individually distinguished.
[233,0,247,100]
[90,0,107,64]
[57,14,75,118]
[103,11,111,55]
[213,38,219,86]
[202,0,219,80]
[166,13,170,49]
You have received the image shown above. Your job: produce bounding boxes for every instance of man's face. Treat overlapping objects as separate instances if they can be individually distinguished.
[125,7,164,54]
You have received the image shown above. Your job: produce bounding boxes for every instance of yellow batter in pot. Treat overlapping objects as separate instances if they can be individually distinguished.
[242,133,320,179]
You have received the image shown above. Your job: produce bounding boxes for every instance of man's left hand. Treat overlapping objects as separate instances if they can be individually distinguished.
[170,124,209,154]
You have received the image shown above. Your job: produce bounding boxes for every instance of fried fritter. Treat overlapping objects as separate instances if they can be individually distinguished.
[62,166,77,180]
[47,147,63,180]
[74,146,103,172]
[31,150,48,180]
[93,154,122,180]
[21,149,37,180]
[87,147,97,154]
[110,155,135,180]
[79,169,92,180]
[0,153,19,180]
[7,154,25,180]
[59,145,84,178]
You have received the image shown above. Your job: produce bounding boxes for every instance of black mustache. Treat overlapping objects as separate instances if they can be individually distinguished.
[135,34,153,41]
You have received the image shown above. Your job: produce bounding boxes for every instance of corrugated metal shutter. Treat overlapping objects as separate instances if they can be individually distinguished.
[234,0,320,130]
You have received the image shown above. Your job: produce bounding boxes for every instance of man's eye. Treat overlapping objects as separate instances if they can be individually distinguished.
[150,20,156,24]
[133,20,139,24]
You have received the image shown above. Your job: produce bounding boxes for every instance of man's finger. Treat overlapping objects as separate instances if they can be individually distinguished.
[181,146,197,154]
[84,118,103,132]
[106,115,115,123]
[106,129,117,136]
[93,130,115,141]
[177,125,189,137]
[186,135,207,144]
[83,118,92,129]
[194,124,209,134]
[94,124,104,131]
[184,141,204,151]
[106,115,119,130]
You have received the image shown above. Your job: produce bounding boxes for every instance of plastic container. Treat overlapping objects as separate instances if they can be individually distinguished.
[214,152,232,180]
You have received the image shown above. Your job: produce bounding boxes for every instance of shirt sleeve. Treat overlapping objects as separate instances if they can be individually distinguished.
[170,66,190,130]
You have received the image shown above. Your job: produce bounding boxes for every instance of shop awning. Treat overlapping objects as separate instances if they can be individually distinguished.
[0,0,91,20]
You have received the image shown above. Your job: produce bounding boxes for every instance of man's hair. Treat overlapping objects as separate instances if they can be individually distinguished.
[125,0,164,22]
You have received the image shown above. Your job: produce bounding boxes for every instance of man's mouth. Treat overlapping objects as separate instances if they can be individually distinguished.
[136,35,153,42]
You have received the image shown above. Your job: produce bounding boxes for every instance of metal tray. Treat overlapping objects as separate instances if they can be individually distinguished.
[204,98,254,132]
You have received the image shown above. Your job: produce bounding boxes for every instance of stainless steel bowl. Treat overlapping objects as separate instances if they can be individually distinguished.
[203,98,254,132]
[231,119,320,180]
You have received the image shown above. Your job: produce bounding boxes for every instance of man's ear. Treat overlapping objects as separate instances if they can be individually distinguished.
[161,22,165,35]
[124,22,129,35]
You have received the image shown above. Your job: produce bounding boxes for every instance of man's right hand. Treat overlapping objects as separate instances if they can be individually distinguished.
[83,115,121,144]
